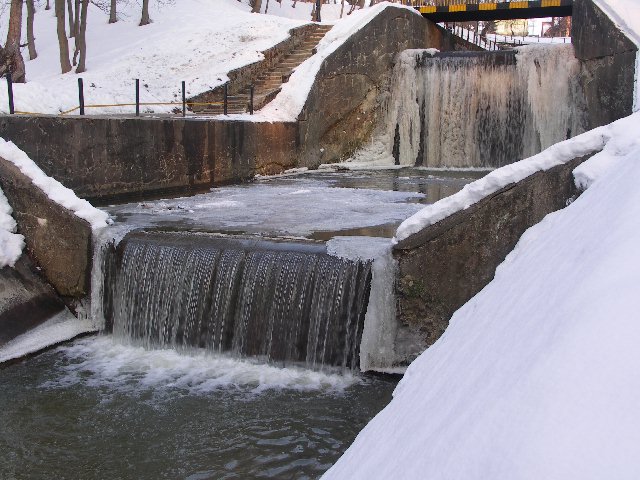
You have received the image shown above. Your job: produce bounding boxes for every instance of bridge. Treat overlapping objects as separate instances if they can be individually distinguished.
[413,0,573,22]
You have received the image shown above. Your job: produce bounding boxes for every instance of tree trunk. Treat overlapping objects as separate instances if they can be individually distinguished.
[46,0,51,10]
[264,0,270,14]
[340,0,345,18]
[26,0,37,60]
[67,0,74,37]
[251,0,262,13]
[140,0,151,25]
[74,0,80,36]
[55,0,72,73]
[75,0,88,73]
[2,0,26,82]
[109,0,117,23]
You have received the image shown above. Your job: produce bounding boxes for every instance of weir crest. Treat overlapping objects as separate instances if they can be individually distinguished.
[100,232,373,370]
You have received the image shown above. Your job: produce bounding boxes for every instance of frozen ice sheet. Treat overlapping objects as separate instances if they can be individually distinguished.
[104,169,477,239]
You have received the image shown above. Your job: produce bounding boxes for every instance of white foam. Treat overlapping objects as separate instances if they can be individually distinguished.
[46,336,361,395]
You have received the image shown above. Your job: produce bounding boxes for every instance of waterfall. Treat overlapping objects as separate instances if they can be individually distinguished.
[103,232,372,370]
[383,45,586,168]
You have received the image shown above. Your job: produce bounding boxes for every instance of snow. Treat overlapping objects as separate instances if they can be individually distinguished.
[0,187,24,268]
[0,138,110,230]
[324,110,640,480]
[0,309,96,365]
[0,0,307,115]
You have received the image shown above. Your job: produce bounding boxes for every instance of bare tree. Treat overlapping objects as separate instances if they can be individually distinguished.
[27,0,37,60]
[45,0,50,10]
[251,0,262,13]
[55,0,72,73]
[75,0,88,73]
[67,0,74,37]
[140,0,151,25]
[1,0,26,82]
[109,0,117,23]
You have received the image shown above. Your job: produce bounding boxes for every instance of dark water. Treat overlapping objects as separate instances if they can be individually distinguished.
[0,336,397,480]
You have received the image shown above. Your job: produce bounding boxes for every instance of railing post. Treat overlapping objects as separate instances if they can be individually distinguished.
[135,79,140,117]
[78,77,85,115]
[6,72,14,115]
[223,83,228,116]
[249,85,254,115]
[182,80,186,117]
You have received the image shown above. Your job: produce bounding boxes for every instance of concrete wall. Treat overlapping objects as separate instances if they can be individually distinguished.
[0,115,298,203]
[573,0,637,129]
[391,155,590,363]
[0,158,93,299]
[297,8,457,167]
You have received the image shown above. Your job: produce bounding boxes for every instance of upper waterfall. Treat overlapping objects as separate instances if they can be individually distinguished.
[382,45,587,168]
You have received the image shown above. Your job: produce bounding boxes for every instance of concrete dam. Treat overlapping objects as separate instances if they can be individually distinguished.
[0,0,637,476]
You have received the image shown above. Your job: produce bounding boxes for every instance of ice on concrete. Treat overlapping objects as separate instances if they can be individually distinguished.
[0,309,97,365]
[0,139,110,230]
[324,111,640,480]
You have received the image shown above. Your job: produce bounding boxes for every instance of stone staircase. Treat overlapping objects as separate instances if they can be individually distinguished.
[195,24,332,115]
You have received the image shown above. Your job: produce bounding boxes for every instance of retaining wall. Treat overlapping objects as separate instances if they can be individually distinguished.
[0,158,93,299]
[0,115,298,203]
[392,154,590,364]
[573,0,637,128]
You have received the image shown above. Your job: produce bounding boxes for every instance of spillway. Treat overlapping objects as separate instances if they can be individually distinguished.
[384,45,587,168]
[102,231,372,370]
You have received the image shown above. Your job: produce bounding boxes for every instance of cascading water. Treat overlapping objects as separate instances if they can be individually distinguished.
[103,231,372,370]
[383,45,587,168]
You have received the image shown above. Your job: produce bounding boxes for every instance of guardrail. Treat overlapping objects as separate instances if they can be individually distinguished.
[3,73,255,117]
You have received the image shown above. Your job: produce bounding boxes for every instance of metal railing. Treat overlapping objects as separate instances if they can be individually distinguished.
[4,73,255,117]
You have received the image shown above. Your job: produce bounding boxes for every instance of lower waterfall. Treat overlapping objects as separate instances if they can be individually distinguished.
[102,231,372,370]
[383,45,587,168]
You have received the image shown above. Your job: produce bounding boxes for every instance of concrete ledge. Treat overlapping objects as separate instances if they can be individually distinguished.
[0,158,93,298]
[393,154,590,355]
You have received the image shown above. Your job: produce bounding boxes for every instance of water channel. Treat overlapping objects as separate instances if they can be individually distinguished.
[0,168,483,479]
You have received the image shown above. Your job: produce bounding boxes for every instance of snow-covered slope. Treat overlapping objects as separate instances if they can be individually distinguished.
[324,111,640,479]
[0,0,307,115]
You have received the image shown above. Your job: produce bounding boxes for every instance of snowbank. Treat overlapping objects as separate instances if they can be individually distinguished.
[324,110,640,479]
[0,187,24,268]
[0,139,109,230]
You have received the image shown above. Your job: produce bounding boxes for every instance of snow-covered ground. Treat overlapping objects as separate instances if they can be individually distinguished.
[324,110,640,480]
[324,0,640,475]
[0,0,308,115]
